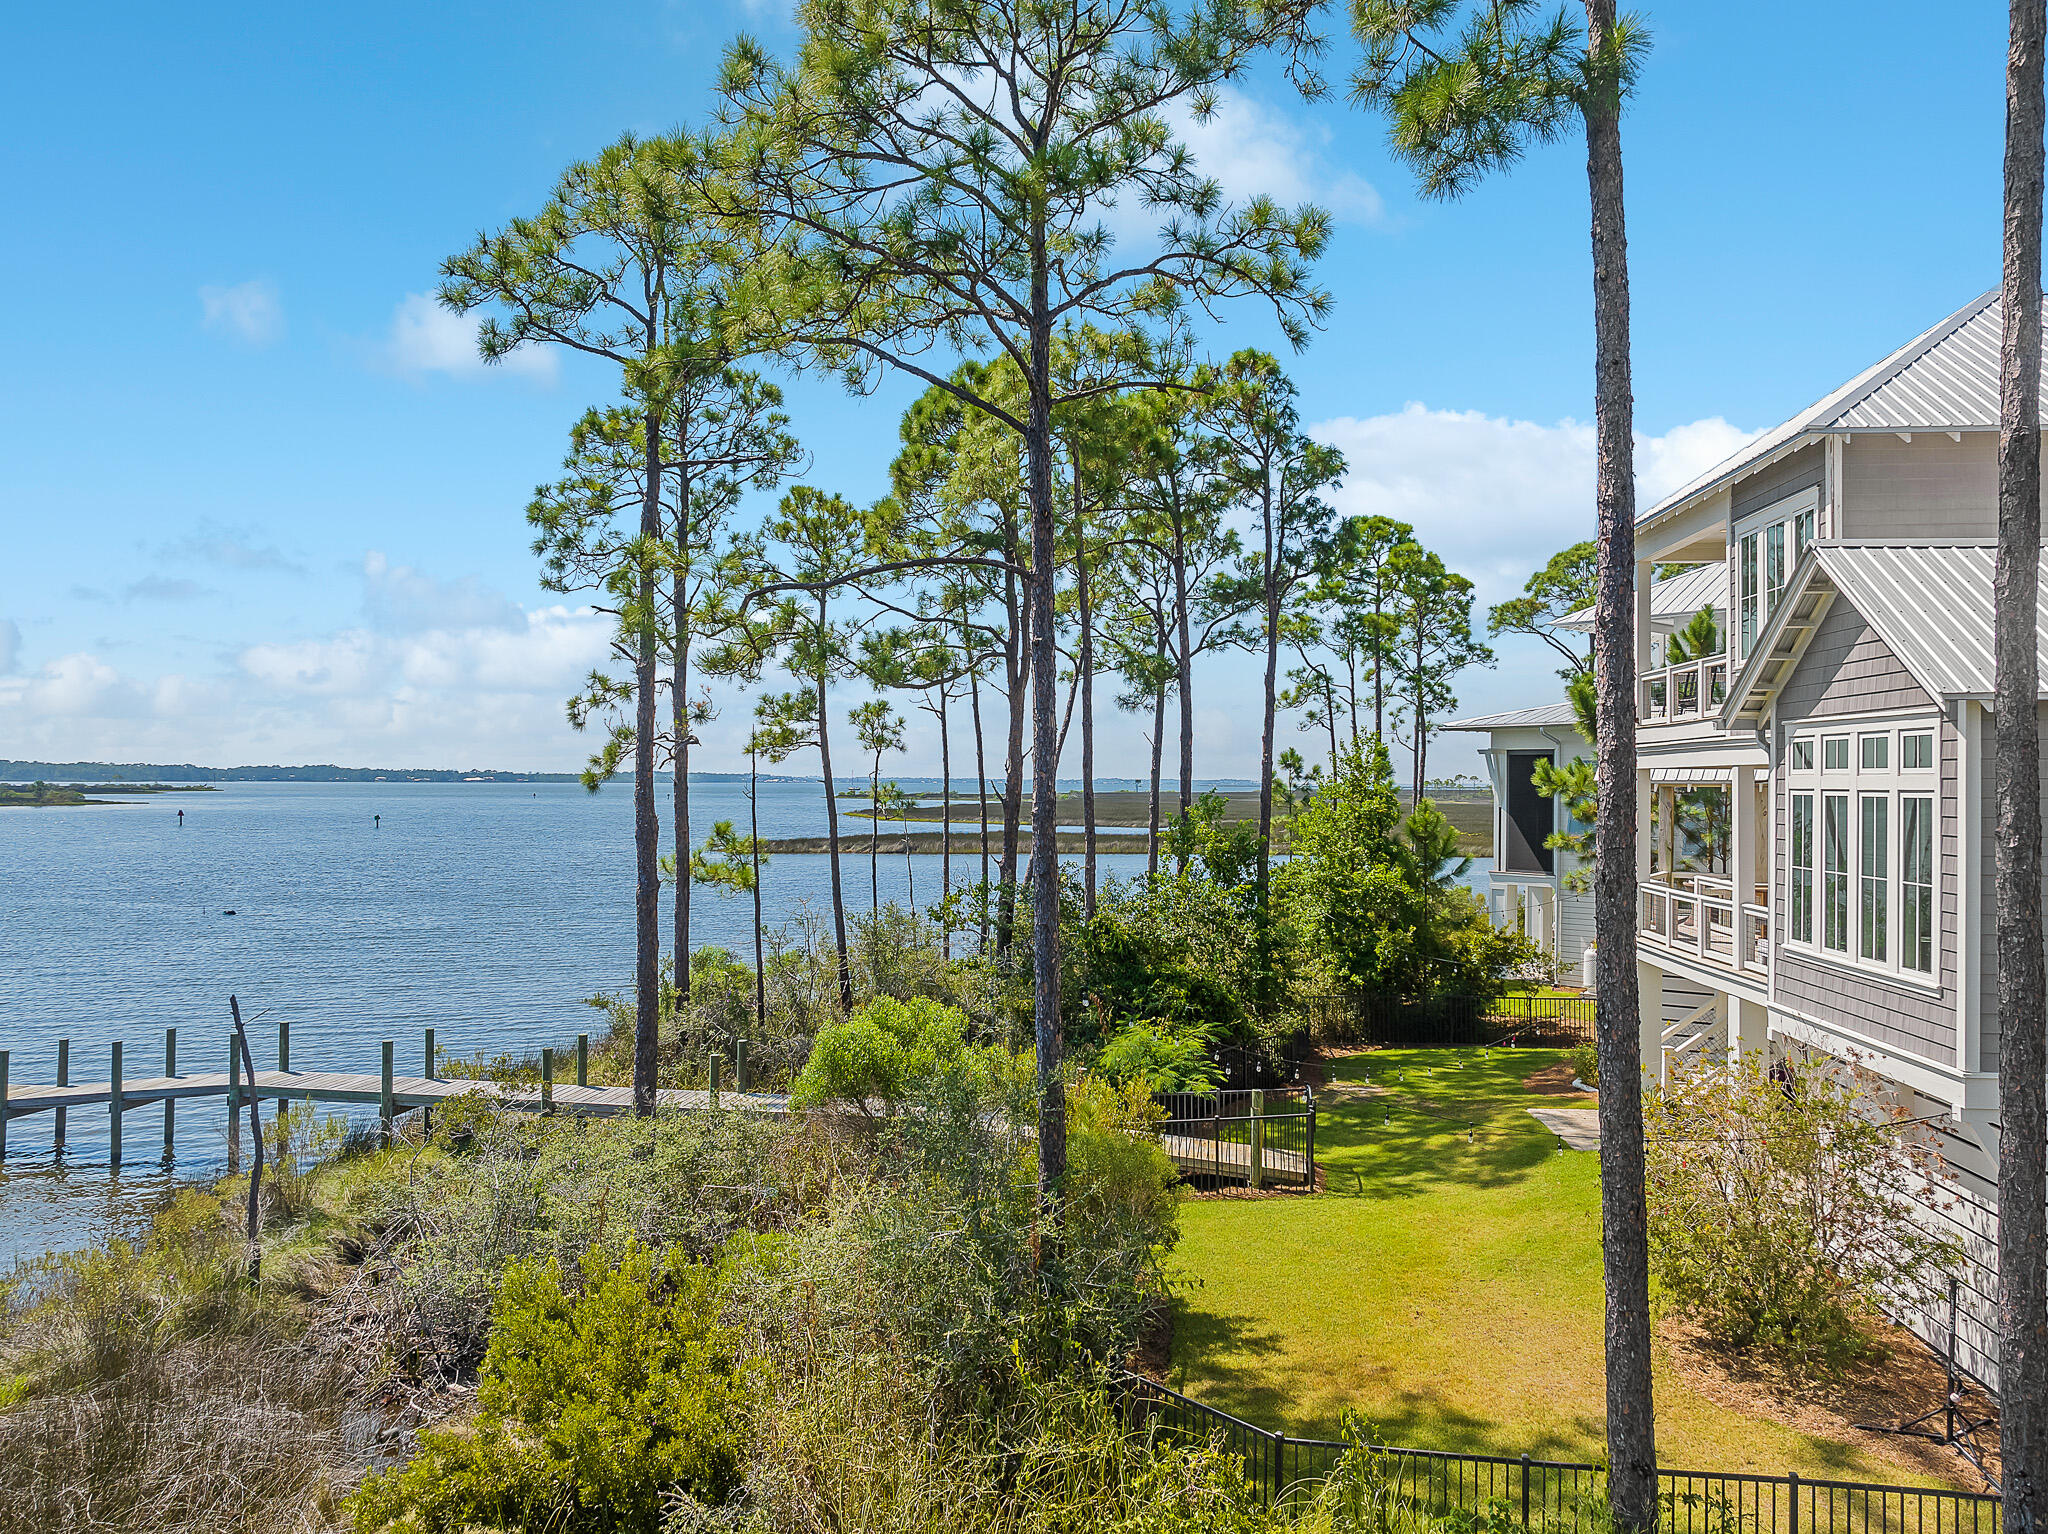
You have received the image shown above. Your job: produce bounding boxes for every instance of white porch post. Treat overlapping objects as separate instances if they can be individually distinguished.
[1635,560,1654,681]
[1733,997,1768,1066]
[1730,765,1754,896]
[1636,768,1653,881]
[1637,960,1664,1088]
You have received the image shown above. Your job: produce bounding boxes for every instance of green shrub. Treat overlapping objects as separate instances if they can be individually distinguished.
[1645,1051,1963,1375]
[1566,1043,1599,1088]
[1094,1022,1223,1093]
[349,1241,753,1533]
[788,995,970,1118]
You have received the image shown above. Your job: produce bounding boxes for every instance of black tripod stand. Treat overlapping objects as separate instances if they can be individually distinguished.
[1853,1279,1999,1490]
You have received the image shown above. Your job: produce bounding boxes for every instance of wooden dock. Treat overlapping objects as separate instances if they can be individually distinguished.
[2,1025,1314,1187]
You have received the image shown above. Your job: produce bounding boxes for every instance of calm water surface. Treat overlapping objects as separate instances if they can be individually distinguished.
[0,779,1489,1263]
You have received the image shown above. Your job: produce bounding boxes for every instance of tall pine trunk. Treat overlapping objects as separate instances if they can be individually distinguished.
[632,407,664,1116]
[749,748,765,1036]
[1256,476,1278,917]
[816,599,852,1013]
[672,466,693,1019]
[971,664,990,952]
[998,584,1029,954]
[869,755,880,919]
[940,686,952,958]
[1076,469,1097,919]
[1148,679,1166,876]
[1174,508,1195,826]
[1583,3,1656,1522]
[1026,276,1067,1232]
[1996,2,2048,1522]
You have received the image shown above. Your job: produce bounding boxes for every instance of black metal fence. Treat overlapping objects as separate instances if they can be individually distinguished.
[1305,991,1596,1050]
[1116,1372,2000,1533]
[1153,1086,1316,1187]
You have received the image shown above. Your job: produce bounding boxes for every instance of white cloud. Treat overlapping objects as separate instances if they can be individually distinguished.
[361,551,527,633]
[123,575,212,603]
[1308,405,1758,608]
[156,523,305,576]
[0,618,19,673]
[383,293,557,381]
[1170,90,1384,224]
[199,279,284,346]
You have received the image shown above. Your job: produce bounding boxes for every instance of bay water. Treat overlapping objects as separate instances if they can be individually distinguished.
[0,779,1490,1264]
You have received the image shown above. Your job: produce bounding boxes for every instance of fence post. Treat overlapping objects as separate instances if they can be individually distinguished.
[227,1033,241,1172]
[1788,1471,1800,1534]
[1521,1453,1531,1528]
[379,1040,395,1143]
[109,1041,123,1166]
[164,1027,177,1156]
[54,1037,68,1152]
[1249,1088,1265,1190]
[1306,1086,1317,1188]
[542,1048,555,1115]
[576,1033,588,1089]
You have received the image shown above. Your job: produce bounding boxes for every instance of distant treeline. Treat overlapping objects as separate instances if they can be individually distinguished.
[0,761,583,783]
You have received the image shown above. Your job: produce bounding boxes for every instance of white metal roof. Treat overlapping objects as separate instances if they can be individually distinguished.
[1721,540,2048,720]
[1642,290,2048,529]
[1554,560,1724,634]
[1809,540,2048,700]
[1437,702,1584,733]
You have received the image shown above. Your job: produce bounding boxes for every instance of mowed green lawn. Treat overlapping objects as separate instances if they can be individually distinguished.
[1167,1047,1929,1480]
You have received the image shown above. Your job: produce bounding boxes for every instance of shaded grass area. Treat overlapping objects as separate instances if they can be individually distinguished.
[1167,1047,1939,1481]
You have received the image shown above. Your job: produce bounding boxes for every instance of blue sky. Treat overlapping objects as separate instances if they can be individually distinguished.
[0,2,2012,779]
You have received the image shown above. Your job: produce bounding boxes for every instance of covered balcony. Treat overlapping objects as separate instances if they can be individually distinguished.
[1635,766,1769,981]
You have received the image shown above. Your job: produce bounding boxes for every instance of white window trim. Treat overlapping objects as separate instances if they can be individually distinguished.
[1784,710,1943,993]
[1731,487,1821,665]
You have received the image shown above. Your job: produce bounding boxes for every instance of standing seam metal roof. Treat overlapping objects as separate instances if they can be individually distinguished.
[1642,291,2048,525]
[1809,541,2048,700]
[1436,702,1584,732]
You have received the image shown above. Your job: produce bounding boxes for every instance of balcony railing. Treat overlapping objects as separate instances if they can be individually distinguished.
[1639,873,1769,976]
[1640,655,1728,726]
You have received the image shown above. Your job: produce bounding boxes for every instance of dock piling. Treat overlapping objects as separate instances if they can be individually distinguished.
[542,1049,555,1115]
[736,1038,748,1094]
[1,1050,9,1159]
[379,1041,394,1143]
[422,1027,435,1137]
[164,1028,178,1156]
[54,1037,68,1152]
[709,1053,722,1109]
[227,1034,241,1172]
[278,1019,289,1075]
[109,1042,123,1166]
[576,1034,588,1089]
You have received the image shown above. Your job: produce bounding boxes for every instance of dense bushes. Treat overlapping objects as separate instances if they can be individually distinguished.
[350,1243,752,1533]
[1645,1051,1962,1374]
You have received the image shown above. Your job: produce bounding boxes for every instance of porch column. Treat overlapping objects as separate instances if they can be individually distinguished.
[1635,560,1654,682]
[1658,784,1677,876]
[1636,961,1664,1088]
[1732,997,1768,1066]
[1729,765,1754,898]
[1635,768,1653,882]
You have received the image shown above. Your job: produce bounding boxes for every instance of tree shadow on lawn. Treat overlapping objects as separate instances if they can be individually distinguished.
[1172,1298,1605,1461]
[1314,1048,1577,1201]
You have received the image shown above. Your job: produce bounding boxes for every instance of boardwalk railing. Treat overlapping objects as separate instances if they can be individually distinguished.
[1117,1373,2000,1532]
[1153,1087,1315,1189]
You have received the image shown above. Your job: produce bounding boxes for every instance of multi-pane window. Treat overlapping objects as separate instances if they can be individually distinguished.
[1732,493,1817,661]
[1902,795,1935,975]
[1790,792,1815,944]
[1822,792,1850,953]
[1789,722,1940,982]
[1739,533,1760,657]
[1859,794,1888,961]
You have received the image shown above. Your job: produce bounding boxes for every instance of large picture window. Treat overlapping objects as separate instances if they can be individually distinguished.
[1902,795,1934,975]
[1788,720,1940,984]
[1733,489,1817,661]
[1790,792,1814,944]
[1822,792,1849,954]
